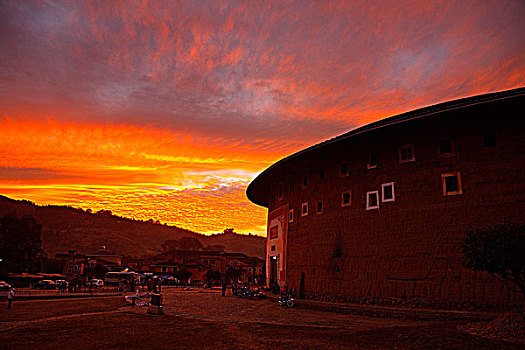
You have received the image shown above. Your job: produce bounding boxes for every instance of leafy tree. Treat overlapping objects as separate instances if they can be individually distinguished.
[178,237,203,250]
[461,223,525,294]
[176,269,192,284]
[205,270,221,285]
[0,214,46,274]
[226,267,241,281]
[160,237,203,252]
[205,244,226,251]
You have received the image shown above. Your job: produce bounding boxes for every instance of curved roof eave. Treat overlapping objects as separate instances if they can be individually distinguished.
[246,87,525,208]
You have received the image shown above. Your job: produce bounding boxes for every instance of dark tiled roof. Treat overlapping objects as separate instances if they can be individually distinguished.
[247,87,525,207]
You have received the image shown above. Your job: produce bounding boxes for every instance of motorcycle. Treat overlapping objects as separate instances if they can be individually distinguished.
[249,288,266,300]
[233,283,266,300]
[233,283,250,298]
[278,291,296,307]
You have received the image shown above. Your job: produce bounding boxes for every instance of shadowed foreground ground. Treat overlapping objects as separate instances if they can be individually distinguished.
[0,290,520,349]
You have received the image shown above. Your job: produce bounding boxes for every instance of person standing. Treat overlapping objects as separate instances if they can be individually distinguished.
[221,278,228,297]
[6,287,14,310]
[131,285,140,308]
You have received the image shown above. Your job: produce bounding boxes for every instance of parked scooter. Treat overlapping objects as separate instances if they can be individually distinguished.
[249,288,266,300]
[233,282,250,298]
[233,282,266,300]
[278,291,296,307]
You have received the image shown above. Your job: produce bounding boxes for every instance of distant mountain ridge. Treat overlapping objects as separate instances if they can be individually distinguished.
[0,195,265,259]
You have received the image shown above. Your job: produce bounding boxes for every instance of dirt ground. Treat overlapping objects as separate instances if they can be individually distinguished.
[0,288,521,349]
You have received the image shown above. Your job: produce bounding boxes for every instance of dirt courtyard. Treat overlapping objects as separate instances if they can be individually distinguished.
[0,287,520,349]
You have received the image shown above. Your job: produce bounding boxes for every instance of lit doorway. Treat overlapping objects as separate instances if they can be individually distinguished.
[269,256,278,290]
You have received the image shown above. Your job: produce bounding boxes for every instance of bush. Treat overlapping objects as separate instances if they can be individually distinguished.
[461,223,525,294]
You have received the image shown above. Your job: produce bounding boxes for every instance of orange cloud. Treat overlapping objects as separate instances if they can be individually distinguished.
[1,0,523,235]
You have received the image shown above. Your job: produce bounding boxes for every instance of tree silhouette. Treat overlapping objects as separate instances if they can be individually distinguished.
[226,267,241,281]
[461,223,525,295]
[160,237,203,252]
[205,270,221,285]
[176,268,192,284]
[0,214,46,274]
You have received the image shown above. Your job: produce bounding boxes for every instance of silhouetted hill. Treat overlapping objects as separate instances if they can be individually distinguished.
[0,195,265,259]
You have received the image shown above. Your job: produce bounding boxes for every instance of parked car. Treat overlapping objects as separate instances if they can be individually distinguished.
[55,280,69,289]
[89,279,104,288]
[33,280,57,289]
[0,281,11,291]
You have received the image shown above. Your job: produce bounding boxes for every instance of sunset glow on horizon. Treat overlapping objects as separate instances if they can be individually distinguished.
[1,1,524,235]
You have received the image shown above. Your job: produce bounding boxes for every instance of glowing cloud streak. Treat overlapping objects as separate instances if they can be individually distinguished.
[0,0,523,235]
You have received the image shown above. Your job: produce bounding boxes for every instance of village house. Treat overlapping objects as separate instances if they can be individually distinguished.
[129,250,265,285]
[55,247,123,279]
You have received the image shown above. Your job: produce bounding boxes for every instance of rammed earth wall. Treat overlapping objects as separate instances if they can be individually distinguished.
[252,90,525,310]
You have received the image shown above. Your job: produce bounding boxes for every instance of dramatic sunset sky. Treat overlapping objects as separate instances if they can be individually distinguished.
[1,1,524,235]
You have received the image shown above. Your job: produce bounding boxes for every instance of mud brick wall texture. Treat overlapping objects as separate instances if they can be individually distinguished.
[249,89,525,311]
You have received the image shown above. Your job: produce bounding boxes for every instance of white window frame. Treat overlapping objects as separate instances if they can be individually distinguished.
[367,153,378,169]
[438,138,454,156]
[316,200,323,215]
[366,191,379,210]
[302,175,309,188]
[441,172,462,196]
[399,143,416,164]
[341,191,351,207]
[340,163,349,177]
[301,202,308,216]
[381,182,395,202]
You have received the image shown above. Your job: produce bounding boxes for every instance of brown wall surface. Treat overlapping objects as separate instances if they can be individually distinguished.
[264,97,524,310]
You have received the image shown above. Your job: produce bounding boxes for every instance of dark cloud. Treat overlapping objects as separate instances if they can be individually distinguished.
[0,167,77,181]
[1,0,523,147]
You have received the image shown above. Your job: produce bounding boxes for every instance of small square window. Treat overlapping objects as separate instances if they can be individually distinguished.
[269,225,279,239]
[210,260,216,266]
[399,144,415,163]
[288,209,294,223]
[367,153,377,169]
[341,191,351,207]
[271,245,276,252]
[340,163,349,177]
[316,201,323,214]
[302,176,309,188]
[381,182,395,202]
[366,191,379,210]
[483,130,497,147]
[438,138,453,155]
[229,261,233,265]
[67,268,72,274]
[441,172,462,195]
[301,202,308,216]
[319,170,325,180]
